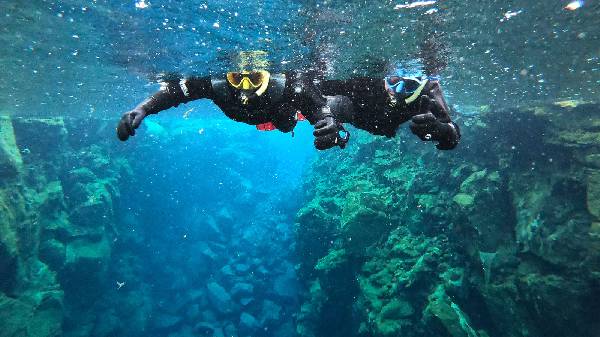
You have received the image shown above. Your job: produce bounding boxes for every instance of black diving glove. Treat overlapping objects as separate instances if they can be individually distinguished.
[117,107,146,141]
[313,114,350,150]
[410,96,460,150]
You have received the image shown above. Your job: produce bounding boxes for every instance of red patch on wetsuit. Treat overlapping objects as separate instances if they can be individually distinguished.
[256,122,277,131]
[256,113,306,132]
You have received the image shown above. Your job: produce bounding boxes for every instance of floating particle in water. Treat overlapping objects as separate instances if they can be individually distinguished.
[213,22,220,28]
[135,0,149,9]
[116,281,126,289]
[500,10,522,22]
[198,128,205,135]
[564,0,584,11]
[394,1,436,10]
[424,8,438,15]
[183,108,193,119]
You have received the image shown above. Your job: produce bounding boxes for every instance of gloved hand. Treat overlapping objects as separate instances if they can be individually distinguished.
[116,108,146,141]
[410,96,460,150]
[313,115,350,150]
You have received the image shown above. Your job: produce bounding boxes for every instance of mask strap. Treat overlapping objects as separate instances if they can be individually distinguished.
[254,71,270,97]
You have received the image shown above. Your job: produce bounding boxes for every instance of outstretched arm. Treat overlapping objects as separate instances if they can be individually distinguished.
[117,77,213,141]
[287,72,350,150]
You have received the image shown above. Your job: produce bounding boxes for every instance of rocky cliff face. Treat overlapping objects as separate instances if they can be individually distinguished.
[295,102,600,337]
[0,116,129,337]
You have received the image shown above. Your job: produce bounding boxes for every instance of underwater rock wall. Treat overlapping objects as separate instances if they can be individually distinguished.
[295,102,600,337]
[0,115,302,337]
[0,116,130,337]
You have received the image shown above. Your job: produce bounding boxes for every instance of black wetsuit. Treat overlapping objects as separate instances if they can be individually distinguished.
[117,72,460,150]
[320,77,460,149]
[119,72,327,134]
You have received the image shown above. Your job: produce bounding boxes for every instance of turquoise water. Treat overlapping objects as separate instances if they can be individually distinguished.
[2,1,599,116]
[1,1,600,337]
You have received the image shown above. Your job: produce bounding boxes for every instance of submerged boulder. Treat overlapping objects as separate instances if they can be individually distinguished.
[273,262,299,299]
[452,193,474,208]
[193,321,217,335]
[0,291,63,337]
[239,312,259,332]
[340,189,392,252]
[231,282,254,298]
[60,237,111,301]
[206,282,234,314]
[153,313,183,330]
[0,116,23,178]
[380,299,414,319]
[223,322,238,337]
[39,239,66,270]
[11,117,67,161]
[587,170,600,218]
[0,194,18,293]
[259,299,282,325]
[315,248,347,272]
[424,286,480,337]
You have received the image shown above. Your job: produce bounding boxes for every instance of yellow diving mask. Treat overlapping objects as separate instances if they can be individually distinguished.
[226,71,270,91]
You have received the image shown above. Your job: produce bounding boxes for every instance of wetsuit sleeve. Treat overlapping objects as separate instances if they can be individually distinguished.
[136,77,214,115]
[319,79,356,98]
[285,72,328,124]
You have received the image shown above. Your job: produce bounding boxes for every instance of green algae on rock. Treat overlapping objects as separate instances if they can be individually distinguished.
[0,116,23,178]
[315,248,347,271]
[295,102,600,337]
[0,116,131,336]
[452,193,474,208]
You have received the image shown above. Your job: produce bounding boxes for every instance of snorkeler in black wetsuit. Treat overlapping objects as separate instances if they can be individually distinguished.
[116,70,460,150]
[319,74,460,150]
[117,71,350,150]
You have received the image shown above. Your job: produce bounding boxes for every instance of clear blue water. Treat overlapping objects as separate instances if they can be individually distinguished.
[1,1,600,337]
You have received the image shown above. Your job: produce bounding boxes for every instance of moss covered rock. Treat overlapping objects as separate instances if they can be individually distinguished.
[295,103,600,337]
[0,116,23,178]
[424,286,479,337]
[340,190,392,252]
[0,291,63,337]
[452,193,474,208]
[587,170,600,218]
[315,248,347,271]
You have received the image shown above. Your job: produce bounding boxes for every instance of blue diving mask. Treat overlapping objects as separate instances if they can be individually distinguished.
[384,75,434,105]
[385,76,423,95]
